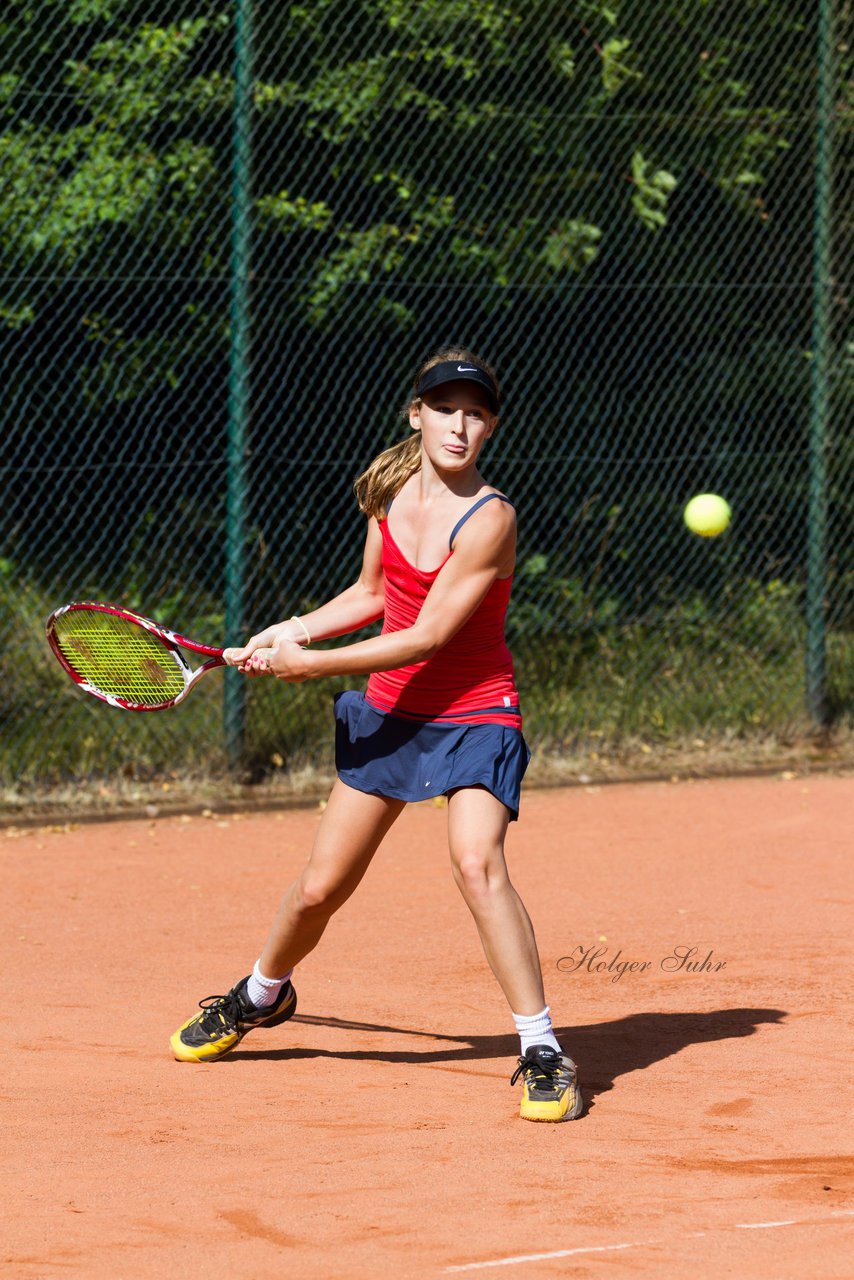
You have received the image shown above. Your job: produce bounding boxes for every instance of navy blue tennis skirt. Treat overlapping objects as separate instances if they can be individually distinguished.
[333,690,531,821]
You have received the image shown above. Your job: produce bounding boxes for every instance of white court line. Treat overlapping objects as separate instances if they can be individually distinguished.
[445,1241,652,1272]
[735,1220,799,1229]
[444,1210,854,1272]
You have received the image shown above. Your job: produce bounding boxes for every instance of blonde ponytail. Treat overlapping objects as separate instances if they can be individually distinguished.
[354,432,422,519]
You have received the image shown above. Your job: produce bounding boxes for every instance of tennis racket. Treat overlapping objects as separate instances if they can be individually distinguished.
[45,601,246,712]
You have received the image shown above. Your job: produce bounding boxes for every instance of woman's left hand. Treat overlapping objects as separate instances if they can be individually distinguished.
[244,640,312,682]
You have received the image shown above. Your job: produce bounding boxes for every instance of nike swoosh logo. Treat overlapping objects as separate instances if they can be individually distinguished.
[457,365,479,372]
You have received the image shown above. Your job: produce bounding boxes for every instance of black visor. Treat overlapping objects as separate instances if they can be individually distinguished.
[415,360,499,414]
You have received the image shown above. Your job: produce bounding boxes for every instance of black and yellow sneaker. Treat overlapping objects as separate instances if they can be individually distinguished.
[510,1044,583,1121]
[170,976,297,1063]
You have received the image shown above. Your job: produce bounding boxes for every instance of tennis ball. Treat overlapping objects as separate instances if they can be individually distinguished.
[683,493,731,537]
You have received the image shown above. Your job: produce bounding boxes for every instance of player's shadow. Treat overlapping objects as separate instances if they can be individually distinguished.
[231,1006,787,1108]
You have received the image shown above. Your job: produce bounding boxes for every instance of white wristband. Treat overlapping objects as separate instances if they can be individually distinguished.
[290,615,311,645]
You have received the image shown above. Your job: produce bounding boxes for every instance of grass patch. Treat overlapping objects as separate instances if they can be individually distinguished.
[1,569,852,808]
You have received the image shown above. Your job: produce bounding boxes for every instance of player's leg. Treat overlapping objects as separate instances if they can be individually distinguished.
[171,780,405,1062]
[258,779,406,976]
[446,785,582,1121]
[446,784,544,1011]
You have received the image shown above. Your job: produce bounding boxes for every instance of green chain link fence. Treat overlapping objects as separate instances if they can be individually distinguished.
[2,0,852,802]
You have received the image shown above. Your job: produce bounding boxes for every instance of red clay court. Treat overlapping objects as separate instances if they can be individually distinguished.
[3,772,853,1278]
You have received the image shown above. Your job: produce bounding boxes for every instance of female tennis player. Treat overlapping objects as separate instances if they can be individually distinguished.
[170,347,582,1122]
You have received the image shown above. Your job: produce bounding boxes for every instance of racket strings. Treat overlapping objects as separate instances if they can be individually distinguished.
[53,613,186,705]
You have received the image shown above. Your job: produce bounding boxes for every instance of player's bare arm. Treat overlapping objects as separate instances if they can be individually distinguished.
[257,500,515,682]
[230,518,385,669]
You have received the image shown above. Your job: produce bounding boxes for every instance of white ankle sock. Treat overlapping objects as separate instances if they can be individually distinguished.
[512,1005,561,1055]
[246,959,292,1009]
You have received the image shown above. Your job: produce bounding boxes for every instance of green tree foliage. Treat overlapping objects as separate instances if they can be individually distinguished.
[0,2,850,619]
[2,0,848,349]
[1,1,853,782]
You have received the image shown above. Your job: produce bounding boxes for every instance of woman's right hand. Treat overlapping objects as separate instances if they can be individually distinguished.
[223,619,308,673]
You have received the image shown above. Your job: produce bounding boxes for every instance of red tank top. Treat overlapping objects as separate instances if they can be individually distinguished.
[365,494,521,728]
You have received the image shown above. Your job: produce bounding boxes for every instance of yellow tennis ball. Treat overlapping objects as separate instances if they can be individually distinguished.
[684,493,731,537]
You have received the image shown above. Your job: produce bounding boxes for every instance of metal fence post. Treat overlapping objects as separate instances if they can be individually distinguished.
[806,0,836,728]
[224,0,253,767]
